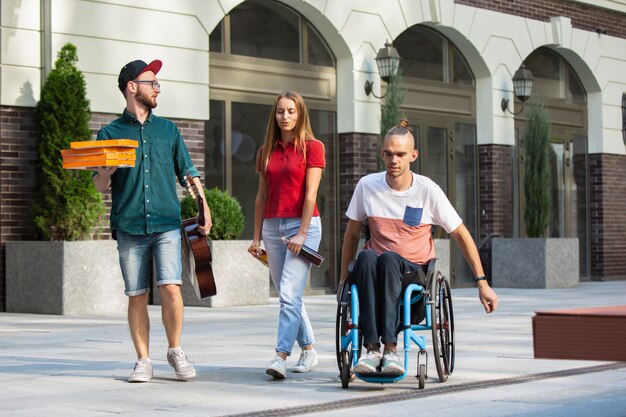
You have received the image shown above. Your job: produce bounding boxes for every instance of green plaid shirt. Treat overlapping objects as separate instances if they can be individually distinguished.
[97,109,200,235]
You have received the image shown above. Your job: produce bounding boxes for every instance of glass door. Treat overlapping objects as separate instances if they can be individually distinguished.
[408,117,478,286]
[205,99,338,290]
[549,135,590,277]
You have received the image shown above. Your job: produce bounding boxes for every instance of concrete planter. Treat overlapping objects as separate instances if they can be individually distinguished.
[434,239,450,281]
[6,241,127,315]
[154,240,269,307]
[492,238,579,288]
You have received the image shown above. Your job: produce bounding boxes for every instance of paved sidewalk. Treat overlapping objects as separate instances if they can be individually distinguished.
[1,281,626,417]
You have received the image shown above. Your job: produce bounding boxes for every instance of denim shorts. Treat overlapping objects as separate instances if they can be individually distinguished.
[116,229,182,296]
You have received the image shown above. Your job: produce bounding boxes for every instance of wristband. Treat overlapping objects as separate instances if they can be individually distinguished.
[474,276,487,283]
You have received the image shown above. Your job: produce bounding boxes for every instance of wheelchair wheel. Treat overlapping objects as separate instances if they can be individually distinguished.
[335,282,360,388]
[430,271,455,382]
[418,364,426,389]
[417,349,427,389]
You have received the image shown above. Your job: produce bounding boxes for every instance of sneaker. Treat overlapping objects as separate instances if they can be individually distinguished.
[292,348,319,373]
[266,355,287,379]
[382,351,404,375]
[354,350,382,374]
[128,358,152,383]
[167,348,196,380]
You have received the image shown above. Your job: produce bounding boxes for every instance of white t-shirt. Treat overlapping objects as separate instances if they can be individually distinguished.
[346,172,462,264]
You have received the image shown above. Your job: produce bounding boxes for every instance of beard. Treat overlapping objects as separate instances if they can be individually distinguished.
[136,90,157,110]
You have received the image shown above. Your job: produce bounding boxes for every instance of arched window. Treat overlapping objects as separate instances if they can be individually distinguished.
[210,0,334,67]
[394,25,474,85]
[524,48,586,103]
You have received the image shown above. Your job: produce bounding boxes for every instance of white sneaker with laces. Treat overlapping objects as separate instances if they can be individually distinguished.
[266,355,287,379]
[167,348,196,380]
[128,358,153,383]
[292,348,318,373]
[382,350,404,375]
[354,349,382,374]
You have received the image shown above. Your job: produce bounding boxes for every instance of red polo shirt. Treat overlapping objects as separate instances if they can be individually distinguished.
[258,138,325,219]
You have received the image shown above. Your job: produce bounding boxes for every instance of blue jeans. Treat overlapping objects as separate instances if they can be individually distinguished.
[116,229,182,296]
[262,217,322,356]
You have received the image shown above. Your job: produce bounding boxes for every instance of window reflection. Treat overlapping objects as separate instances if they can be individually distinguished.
[452,48,473,86]
[395,26,473,86]
[210,0,335,67]
[209,21,223,53]
[309,109,337,289]
[230,0,300,62]
[205,100,225,190]
[425,127,447,193]
[307,23,335,67]
[455,123,477,285]
[524,48,586,103]
[396,26,444,81]
[231,102,272,238]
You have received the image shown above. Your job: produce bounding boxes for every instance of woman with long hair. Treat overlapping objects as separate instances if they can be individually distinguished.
[248,91,325,379]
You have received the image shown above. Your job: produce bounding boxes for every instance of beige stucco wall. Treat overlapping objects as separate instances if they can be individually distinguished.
[1,0,625,153]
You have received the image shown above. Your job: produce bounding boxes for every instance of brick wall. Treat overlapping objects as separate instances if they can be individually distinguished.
[589,153,626,278]
[0,106,206,311]
[338,132,379,237]
[0,106,38,310]
[456,0,626,39]
[478,144,515,280]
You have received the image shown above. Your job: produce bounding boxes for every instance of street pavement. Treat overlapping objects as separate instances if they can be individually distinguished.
[1,280,625,417]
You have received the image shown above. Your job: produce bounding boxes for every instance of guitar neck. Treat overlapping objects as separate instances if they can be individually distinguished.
[185,174,206,228]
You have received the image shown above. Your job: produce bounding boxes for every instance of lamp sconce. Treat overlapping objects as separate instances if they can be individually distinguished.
[364,41,401,99]
[501,64,534,115]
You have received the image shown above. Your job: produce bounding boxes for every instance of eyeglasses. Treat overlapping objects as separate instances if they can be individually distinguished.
[133,80,161,89]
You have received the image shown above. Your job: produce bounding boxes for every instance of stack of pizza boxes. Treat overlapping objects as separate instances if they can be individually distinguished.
[62,139,138,169]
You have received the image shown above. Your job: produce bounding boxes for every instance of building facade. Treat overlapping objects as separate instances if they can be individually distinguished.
[1,0,625,310]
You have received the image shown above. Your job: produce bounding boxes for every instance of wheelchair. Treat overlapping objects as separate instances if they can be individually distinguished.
[335,258,455,389]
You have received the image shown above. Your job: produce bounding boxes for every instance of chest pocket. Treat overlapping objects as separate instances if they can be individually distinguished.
[153,141,172,165]
[403,206,423,227]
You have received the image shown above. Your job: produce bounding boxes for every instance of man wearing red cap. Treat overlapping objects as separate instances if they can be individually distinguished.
[94,59,212,382]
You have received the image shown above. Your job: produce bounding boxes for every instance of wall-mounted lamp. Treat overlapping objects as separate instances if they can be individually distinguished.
[364,41,401,99]
[622,92,625,145]
[501,64,534,115]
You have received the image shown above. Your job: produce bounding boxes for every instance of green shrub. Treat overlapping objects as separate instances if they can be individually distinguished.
[524,98,552,238]
[379,67,406,170]
[181,187,244,240]
[32,43,105,240]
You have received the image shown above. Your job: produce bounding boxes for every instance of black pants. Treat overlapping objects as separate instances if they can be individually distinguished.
[348,250,427,347]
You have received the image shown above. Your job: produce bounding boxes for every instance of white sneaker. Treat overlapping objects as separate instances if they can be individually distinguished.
[354,350,382,374]
[167,348,196,380]
[292,348,318,373]
[381,350,404,375]
[266,355,286,379]
[128,358,153,383]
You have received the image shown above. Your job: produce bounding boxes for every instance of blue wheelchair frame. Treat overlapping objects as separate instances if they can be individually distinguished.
[345,283,431,384]
[336,259,454,389]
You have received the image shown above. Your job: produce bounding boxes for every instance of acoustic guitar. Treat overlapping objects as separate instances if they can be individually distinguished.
[181,175,217,299]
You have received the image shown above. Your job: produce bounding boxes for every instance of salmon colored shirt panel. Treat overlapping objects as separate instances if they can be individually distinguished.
[345,172,462,264]
[258,139,326,219]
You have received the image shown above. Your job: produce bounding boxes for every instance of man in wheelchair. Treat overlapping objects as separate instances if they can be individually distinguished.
[338,119,498,376]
